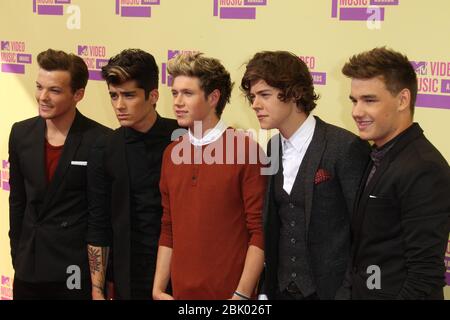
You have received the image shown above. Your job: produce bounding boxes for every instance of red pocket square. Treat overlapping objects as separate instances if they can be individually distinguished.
[314,169,331,185]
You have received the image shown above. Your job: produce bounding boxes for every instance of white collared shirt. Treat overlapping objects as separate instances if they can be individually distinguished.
[188,120,228,146]
[281,114,316,194]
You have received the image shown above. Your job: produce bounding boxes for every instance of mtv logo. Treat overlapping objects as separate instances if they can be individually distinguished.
[163,50,200,86]
[410,61,427,75]
[168,50,180,60]
[168,50,199,60]
[78,45,88,56]
[1,41,10,51]
[1,276,10,286]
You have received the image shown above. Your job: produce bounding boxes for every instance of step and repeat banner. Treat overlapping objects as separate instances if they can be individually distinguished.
[0,0,449,300]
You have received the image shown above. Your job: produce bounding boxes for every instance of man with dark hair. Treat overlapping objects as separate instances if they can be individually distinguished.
[342,47,450,299]
[152,52,266,300]
[8,48,111,299]
[241,51,370,300]
[86,48,178,300]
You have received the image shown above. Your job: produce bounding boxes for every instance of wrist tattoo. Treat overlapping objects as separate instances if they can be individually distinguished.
[92,284,104,294]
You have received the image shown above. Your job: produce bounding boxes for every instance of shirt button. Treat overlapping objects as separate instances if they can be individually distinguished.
[290,221,296,227]
[291,256,296,262]
[289,203,295,209]
[291,272,297,278]
[290,238,296,244]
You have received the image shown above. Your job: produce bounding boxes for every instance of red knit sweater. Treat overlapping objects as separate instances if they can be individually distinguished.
[45,140,63,183]
[159,129,266,299]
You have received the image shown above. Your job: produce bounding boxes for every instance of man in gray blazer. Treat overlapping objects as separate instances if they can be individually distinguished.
[241,51,370,300]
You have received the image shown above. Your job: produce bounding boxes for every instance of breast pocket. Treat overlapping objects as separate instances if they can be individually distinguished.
[365,195,400,231]
[367,195,393,206]
[65,162,87,190]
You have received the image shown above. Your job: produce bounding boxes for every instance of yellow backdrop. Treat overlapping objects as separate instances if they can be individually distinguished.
[1,0,449,300]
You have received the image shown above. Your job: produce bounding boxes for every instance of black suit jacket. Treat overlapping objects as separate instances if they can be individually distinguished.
[8,110,111,283]
[350,123,450,300]
[262,117,371,299]
[87,115,180,299]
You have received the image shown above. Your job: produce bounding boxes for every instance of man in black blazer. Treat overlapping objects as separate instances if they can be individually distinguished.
[342,47,450,299]
[86,49,179,300]
[8,49,111,299]
[241,51,371,299]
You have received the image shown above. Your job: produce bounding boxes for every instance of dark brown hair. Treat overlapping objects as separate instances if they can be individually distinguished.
[342,47,417,115]
[101,49,159,100]
[37,48,89,93]
[241,51,319,114]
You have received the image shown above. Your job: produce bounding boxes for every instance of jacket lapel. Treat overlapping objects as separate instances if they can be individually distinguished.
[262,134,281,292]
[31,118,48,201]
[289,116,327,240]
[263,134,281,230]
[350,123,424,264]
[40,111,84,215]
[349,160,372,247]
[302,117,326,239]
[350,153,390,265]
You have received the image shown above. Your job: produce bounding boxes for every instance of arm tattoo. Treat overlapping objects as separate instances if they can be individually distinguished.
[88,246,102,275]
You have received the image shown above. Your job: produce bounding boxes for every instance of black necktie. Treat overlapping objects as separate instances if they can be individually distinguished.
[365,147,386,188]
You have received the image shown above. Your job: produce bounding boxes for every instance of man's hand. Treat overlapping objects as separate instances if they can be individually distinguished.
[153,290,174,300]
[92,285,106,300]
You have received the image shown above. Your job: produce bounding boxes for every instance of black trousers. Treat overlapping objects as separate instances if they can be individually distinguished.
[113,252,156,300]
[13,276,91,300]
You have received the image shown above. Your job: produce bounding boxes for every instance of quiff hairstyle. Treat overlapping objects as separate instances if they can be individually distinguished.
[167,52,233,118]
[342,47,418,115]
[101,48,159,100]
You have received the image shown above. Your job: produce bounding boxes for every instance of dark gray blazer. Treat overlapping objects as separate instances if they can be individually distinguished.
[261,116,370,299]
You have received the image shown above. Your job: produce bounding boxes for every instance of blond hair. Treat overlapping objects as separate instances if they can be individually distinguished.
[168,52,233,117]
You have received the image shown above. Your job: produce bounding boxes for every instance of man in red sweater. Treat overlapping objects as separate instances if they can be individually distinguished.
[152,52,266,300]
